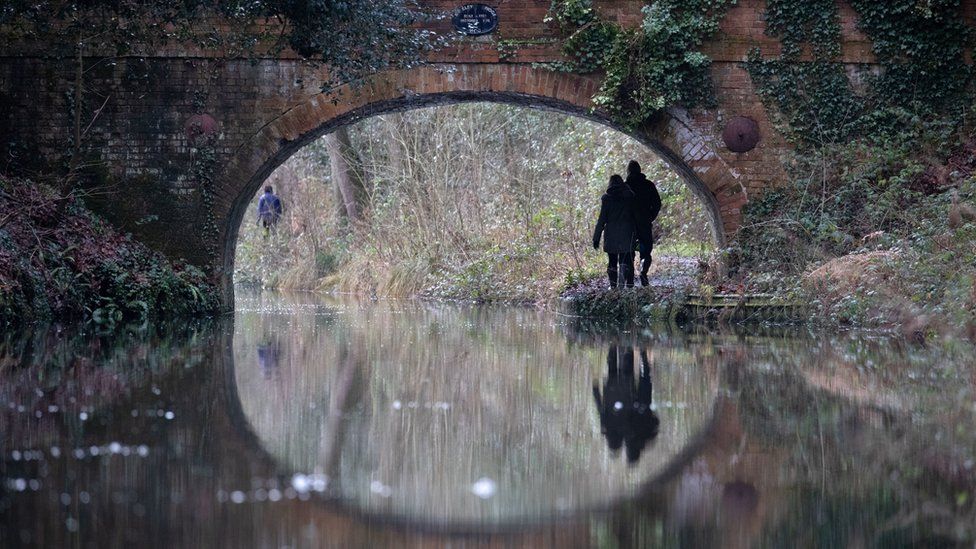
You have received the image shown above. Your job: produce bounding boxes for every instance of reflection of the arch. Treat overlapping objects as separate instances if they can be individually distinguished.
[6,298,971,546]
[229,305,976,546]
[231,293,721,526]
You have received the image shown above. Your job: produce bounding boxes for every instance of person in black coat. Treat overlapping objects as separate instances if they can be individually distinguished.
[625,161,662,286]
[592,174,636,288]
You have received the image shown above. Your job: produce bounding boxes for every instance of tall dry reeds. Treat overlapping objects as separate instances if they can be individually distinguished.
[234,103,714,300]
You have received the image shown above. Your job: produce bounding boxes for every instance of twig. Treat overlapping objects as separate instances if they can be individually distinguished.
[81,93,112,137]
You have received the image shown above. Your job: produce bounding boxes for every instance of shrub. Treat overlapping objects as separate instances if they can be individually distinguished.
[0,176,220,327]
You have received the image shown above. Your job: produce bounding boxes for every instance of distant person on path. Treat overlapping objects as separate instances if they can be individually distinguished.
[592,174,636,289]
[625,161,662,286]
[257,185,283,233]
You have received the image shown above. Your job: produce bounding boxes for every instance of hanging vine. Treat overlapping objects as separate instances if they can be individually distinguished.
[545,0,737,129]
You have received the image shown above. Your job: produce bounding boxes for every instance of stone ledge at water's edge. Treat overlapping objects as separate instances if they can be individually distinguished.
[560,257,804,325]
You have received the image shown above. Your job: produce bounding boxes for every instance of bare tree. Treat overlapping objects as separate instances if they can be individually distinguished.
[235,103,715,296]
[325,127,368,226]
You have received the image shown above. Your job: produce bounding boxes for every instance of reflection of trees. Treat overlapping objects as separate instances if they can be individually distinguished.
[588,332,976,547]
[728,352,975,546]
[0,320,213,446]
[233,294,721,522]
[318,340,366,480]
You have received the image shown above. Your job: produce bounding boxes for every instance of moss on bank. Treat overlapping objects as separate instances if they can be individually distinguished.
[0,176,220,327]
[560,262,694,324]
[563,286,688,324]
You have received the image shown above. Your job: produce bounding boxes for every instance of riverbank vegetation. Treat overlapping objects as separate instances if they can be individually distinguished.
[732,127,976,338]
[729,0,976,339]
[533,0,976,340]
[0,176,220,328]
[234,103,714,303]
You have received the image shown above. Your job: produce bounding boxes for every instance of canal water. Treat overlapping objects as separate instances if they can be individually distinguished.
[1,291,974,547]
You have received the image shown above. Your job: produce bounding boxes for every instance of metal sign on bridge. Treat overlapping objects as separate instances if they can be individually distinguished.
[452,4,499,36]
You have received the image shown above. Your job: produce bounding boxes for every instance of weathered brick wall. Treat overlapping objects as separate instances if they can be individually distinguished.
[0,0,953,304]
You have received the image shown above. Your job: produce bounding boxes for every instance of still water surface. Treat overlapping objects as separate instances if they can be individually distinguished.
[1,291,975,547]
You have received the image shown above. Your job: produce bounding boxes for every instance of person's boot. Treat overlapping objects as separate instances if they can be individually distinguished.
[607,269,618,290]
[639,258,651,287]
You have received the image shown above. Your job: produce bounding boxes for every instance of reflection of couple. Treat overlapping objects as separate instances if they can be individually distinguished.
[593,345,660,464]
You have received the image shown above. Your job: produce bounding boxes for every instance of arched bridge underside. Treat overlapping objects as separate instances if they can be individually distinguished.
[218,64,750,299]
[0,0,913,306]
[16,0,903,307]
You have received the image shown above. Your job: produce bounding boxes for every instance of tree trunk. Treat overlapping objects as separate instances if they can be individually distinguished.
[324,127,367,225]
[385,113,406,183]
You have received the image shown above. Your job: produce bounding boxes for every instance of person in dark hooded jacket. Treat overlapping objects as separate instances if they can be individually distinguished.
[592,174,637,288]
[625,161,662,286]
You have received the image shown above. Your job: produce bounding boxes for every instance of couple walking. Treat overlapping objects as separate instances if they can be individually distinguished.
[592,161,662,288]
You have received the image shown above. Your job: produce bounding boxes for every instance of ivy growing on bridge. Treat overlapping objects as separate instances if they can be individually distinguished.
[747,0,975,146]
[545,0,736,128]
[733,0,976,332]
[763,0,841,60]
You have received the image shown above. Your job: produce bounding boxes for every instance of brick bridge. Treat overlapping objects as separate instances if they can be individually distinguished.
[0,1,902,304]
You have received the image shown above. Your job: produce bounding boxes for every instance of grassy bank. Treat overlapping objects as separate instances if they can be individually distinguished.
[0,176,220,327]
[725,126,976,341]
[234,103,714,303]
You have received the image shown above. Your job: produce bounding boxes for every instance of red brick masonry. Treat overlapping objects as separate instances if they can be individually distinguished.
[0,0,939,303]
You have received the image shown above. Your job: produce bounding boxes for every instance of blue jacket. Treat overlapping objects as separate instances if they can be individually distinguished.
[257,192,282,223]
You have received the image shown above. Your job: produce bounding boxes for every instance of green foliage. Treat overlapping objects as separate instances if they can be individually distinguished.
[315,250,342,277]
[851,0,973,114]
[546,0,601,27]
[746,55,866,145]
[748,0,974,146]
[565,21,621,74]
[764,0,840,60]
[190,142,220,259]
[0,176,220,328]
[547,0,736,128]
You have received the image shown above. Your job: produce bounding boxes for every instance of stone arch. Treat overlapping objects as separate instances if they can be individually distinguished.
[214,64,747,301]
